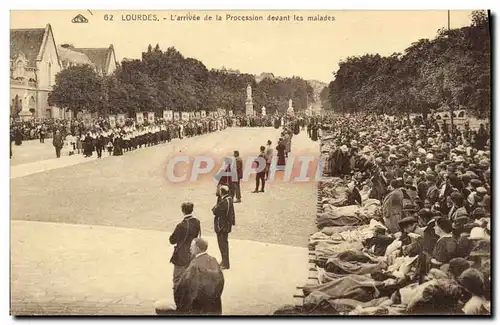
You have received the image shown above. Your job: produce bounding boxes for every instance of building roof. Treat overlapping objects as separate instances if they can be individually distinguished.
[57,45,93,66]
[10,28,46,66]
[72,45,116,74]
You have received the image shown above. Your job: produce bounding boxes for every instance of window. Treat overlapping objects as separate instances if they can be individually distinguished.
[48,63,52,85]
[15,61,24,78]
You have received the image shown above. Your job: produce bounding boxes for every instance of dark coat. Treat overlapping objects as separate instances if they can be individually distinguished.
[96,135,105,149]
[235,157,243,180]
[212,195,235,233]
[330,149,350,177]
[170,215,201,266]
[175,253,224,315]
[53,134,64,148]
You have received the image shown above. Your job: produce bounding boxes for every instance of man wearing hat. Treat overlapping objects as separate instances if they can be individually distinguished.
[441,257,471,281]
[468,240,490,283]
[459,268,490,315]
[448,192,468,222]
[467,186,488,213]
[431,218,458,267]
[467,238,491,302]
[211,185,235,270]
[404,177,418,201]
[169,202,201,306]
[382,179,405,233]
[424,172,440,205]
[172,238,225,315]
[398,217,422,256]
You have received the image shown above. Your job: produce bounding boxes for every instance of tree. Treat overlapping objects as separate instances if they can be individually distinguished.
[48,65,105,115]
[329,12,490,118]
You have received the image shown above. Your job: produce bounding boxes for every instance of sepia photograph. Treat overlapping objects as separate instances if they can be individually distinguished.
[9,9,491,316]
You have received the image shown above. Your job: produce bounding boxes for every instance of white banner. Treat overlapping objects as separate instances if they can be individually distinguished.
[181,112,190,121]
[136,112,144,125]
[163,110,173,120]
[116,114,125,126]
[147,112,155,124]
[108,115,116,128]
[201,110,206,118]
[82,113,92,127]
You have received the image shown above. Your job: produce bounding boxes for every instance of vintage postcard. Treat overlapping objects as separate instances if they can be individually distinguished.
[10,10,491,316]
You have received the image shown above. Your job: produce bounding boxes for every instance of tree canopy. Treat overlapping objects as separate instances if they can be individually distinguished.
[326,10,490,118]
[50,44,314,117]
[48,65,106,115]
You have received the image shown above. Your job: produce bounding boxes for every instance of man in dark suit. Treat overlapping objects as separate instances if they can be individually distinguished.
[169,202,201,305]
[52,130,64,158]
[232,150,243,203]
[252,146,267,193]
[212,186,235,270]
[95,133,105,158]
[174,238,224,315]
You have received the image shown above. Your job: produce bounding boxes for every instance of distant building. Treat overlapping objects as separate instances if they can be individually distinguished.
[255,72,286,83]
[70,45,118,76]
[10,24,62,119]
[216,66,241,75]
[58,44,118,76]
[10,23,119,120]
[57,44,94,69]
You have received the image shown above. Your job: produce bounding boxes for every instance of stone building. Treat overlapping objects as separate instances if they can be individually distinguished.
[10,23,119,120]
[67,45,118,77]
[10,24,61,120]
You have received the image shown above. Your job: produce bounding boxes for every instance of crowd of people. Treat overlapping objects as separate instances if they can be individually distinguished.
[15,110,490,316]
[11,114,302,159]
[275,112,491,315]
[159,116,305,315]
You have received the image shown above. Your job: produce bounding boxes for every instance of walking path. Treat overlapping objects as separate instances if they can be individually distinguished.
[11,127,318,315]
[11,220,308,315]
[10,132,211,180]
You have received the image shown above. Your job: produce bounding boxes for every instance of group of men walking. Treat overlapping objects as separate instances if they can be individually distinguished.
[163,119,302,315]
[167,185,235,315]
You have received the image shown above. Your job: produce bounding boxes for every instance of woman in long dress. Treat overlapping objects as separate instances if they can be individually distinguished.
[83,133,94,157]
[14,127,23,146]
[311,124,318,141]
[113,133,124,156]
[276,138,286,168]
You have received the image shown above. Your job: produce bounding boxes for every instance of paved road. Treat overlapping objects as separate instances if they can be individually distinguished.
[10,127,318,315]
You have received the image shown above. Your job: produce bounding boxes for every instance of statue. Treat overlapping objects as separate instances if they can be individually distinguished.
[245,84,254,116]
[287,98,294,114]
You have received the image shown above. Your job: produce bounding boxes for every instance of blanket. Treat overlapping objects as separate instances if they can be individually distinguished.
[303,274,383,302]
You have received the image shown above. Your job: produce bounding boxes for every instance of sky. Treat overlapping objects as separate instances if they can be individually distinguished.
[10,10,478,83]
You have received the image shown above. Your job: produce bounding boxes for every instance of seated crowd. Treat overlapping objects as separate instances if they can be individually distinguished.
[276,113,491,316]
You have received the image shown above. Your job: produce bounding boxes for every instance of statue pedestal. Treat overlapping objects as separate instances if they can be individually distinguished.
[245,100,254,117]
[18,109,32,121]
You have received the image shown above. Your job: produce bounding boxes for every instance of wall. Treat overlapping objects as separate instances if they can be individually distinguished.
[36,27,60,90]
[107,50,117,75]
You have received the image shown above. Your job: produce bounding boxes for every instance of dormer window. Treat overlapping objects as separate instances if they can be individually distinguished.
[15,61,24,78]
